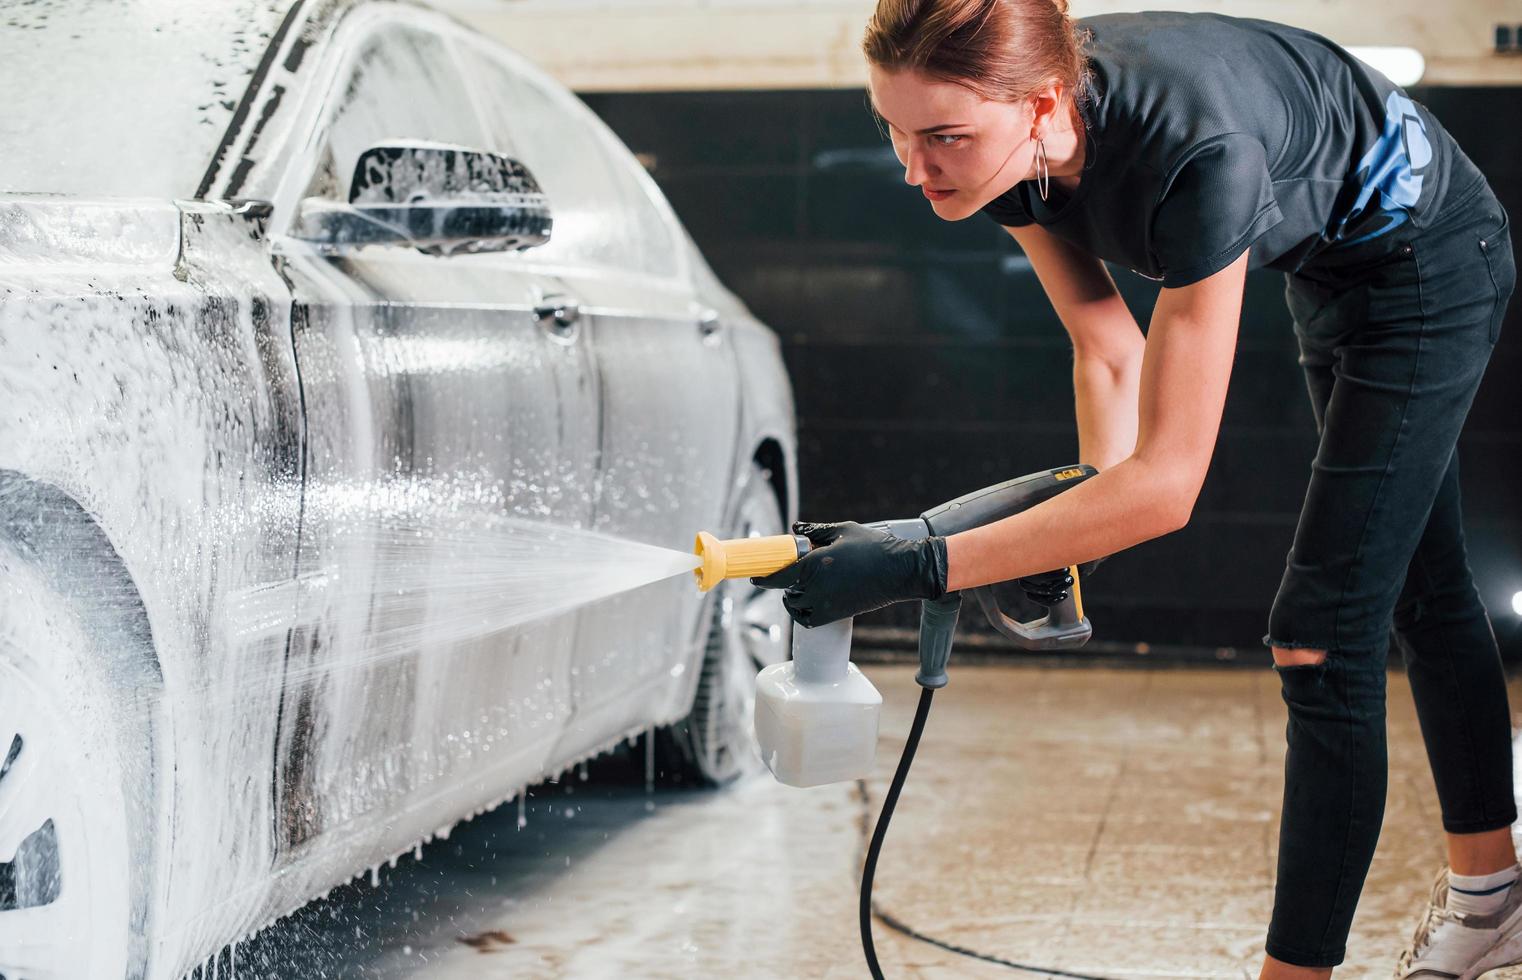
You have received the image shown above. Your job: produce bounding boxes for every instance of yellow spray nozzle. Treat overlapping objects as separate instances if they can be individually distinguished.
[693,531,808,592]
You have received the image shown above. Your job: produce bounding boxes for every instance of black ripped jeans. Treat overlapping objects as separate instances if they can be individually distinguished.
[1262,182,1517,969]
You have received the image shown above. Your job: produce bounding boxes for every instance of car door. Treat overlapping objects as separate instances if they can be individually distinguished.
[265,15,600,874]
[456,40,743,757]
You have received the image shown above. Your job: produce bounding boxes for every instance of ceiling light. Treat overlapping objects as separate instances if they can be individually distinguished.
[1346,46,1426,87]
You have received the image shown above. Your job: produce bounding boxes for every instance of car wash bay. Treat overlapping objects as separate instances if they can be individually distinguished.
[263,6,1520,979]
[245,663,1522,978]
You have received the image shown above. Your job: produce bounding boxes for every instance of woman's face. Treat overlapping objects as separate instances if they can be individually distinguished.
[867,65,1033,221]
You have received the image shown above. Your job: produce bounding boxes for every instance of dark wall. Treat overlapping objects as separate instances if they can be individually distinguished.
[583,87,1522,657]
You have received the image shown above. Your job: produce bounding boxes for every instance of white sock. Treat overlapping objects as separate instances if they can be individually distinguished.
[1448,864,1521,917]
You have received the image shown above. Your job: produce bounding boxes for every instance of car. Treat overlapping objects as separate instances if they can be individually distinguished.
[0,1,797,976]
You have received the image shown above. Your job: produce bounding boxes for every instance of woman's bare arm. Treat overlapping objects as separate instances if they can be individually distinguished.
[1009,222,1145,471]
[943,247,1249,592]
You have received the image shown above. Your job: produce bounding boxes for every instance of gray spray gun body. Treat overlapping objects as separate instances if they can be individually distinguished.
[753,465,1097,787]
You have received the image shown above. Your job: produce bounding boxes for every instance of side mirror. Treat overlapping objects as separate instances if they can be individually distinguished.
[293,142,552,257]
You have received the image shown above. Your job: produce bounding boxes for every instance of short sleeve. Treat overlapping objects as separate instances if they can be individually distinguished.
[980,187,1033,228]
[1150,133,1282,288]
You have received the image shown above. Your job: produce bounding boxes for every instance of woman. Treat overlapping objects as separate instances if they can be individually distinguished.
[750,1,1517,976]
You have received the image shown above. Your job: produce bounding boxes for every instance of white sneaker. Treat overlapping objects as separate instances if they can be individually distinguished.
[1396,865,1522,979]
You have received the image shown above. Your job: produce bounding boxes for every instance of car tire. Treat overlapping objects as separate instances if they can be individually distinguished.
[0,543,151,980]
[661,459,792,786]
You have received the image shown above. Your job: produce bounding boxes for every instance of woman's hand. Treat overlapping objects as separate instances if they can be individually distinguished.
[1018,555,1108,606]
[750,521,949,628]
[1017,567,1075,607]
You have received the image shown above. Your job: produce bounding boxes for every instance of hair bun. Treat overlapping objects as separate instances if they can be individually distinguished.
[863,0,1088,108]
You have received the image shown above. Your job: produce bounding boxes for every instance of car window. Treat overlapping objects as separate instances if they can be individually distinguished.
[457,41,679,279]
[304,24,488,202]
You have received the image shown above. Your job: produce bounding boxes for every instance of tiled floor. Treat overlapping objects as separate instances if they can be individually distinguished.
[245,661,1522,979]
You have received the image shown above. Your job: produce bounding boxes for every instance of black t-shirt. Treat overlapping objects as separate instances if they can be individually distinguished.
[980,12,1488,287]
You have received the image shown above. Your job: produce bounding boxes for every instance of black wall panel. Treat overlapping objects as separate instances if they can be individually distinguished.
[584,86,1522,659]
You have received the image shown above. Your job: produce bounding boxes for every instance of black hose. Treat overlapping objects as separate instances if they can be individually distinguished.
[858,686,1117,980]
[859,686,931,978]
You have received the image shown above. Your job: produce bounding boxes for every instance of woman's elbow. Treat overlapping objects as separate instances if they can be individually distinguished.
[1157,496,1195,535]
[1113,452,1207,538]
[1142,468,1204,536]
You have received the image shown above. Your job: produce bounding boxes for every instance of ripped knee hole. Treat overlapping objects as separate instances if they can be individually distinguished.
[1272,646,1328,668]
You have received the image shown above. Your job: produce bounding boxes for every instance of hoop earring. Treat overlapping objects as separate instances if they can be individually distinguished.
[1035,136,1050,202]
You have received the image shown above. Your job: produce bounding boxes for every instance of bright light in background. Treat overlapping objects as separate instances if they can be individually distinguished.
[1347,46,1426,87]
[1513,591,1522,617]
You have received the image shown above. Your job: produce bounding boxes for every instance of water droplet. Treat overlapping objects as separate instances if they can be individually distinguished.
[644,727,655,796]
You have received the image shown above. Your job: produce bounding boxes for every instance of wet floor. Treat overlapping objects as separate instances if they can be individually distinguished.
[241,660,1522,979]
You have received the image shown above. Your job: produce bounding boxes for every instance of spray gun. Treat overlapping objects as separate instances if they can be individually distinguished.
[694,463,1096,784]
[693,464,1100,979]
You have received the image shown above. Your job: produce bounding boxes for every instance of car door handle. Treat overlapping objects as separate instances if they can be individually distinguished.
[697,307,723,344]
[534,293,581,341]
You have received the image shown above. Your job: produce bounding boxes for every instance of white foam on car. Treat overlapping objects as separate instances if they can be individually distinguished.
[0,1,292,200]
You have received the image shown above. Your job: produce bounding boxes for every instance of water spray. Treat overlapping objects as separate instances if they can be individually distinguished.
[694,465,1110,980]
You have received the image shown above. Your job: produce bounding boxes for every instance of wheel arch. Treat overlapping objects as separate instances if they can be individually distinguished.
[692,434,794,659]
[0,470,164,688]
[0,468,164,978]
[751,437,792,528]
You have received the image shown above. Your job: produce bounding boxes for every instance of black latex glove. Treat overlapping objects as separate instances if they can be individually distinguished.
[1018,555,1108,607]
[750,521,949,628]
[1017,567,1075,607]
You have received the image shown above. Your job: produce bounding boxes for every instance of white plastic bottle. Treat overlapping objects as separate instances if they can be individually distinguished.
[754,617,882,787]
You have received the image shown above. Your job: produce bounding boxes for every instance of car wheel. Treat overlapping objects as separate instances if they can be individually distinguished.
[0,563,139,979]
[665,460,792,786]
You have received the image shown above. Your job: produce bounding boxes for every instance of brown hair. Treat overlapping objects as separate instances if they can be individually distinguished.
[862,0,1089,116]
